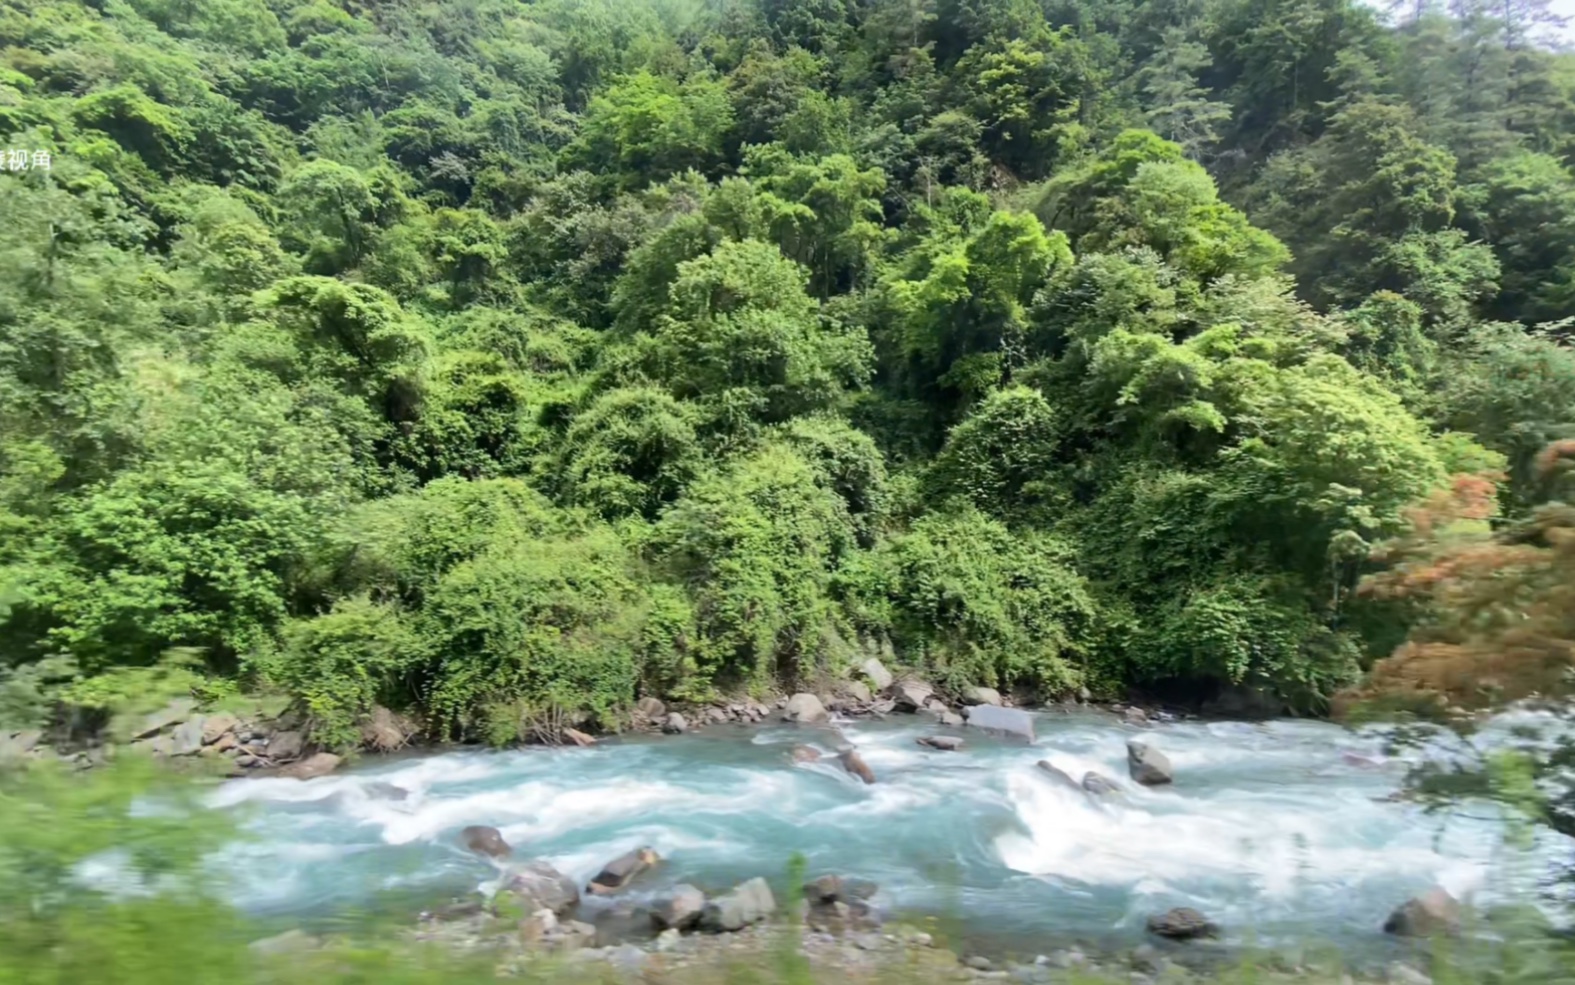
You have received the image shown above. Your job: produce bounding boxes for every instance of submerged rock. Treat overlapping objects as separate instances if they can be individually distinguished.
[917,735,964,751]
[462,825,513,859]
[1127,740,1173,786]
[1146,907,1218,940]
[1383,886,1461,938]
[963,705,1035,742]
[1082,772,1121,797]
[783,693,830,724]
[587,847,659,895]
[1034,761,1081,793]
[700,877,776,932]
[838,747,876,784]
[790,744,822,764]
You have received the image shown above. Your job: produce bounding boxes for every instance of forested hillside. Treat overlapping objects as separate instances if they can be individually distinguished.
[2,0,1573,747]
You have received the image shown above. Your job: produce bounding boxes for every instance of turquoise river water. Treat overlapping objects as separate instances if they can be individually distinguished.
[204,708,1573,966]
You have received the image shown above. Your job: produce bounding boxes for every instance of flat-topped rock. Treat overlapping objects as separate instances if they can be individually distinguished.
[963,705,1035,742]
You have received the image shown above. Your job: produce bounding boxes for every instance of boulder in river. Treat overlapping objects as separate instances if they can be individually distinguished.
[838,747,876,784]
[963,705,1035,742]
[1035,761,1081,793]
[966,686,1003,707]
[1147,907,1219,940]
[700,877,776,932]
[587,847,659,895]
[499,859,580,916]
[860,658,895,691]
[790,744,822,764]
[1082,772,1121,797]
[1127,741,1174,786]
[652,884,706,931]
[661,712,688,734]
[462,825,513,860]
[917,735,964,751]
[891,680,934,712]
[783,693,830,724]
[1383,886,1461,938]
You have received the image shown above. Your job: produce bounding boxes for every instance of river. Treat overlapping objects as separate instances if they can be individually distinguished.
[205,708,1572,968]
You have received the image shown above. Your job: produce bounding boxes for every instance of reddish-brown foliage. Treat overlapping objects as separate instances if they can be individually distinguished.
[1341,458,1575,716]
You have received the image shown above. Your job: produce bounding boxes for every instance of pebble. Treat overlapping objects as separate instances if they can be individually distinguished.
[966,955,994,971]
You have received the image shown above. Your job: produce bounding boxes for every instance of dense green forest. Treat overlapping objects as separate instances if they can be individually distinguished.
[2,0,1574,747]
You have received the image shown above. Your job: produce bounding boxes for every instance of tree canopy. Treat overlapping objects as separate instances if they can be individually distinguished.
[2,0,1574,747]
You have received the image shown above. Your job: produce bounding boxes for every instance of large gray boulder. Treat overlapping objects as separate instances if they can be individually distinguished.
[267,730,304,761]
[499,859,581,916]
[652,884,706,931]
[859,658,894,691]
[700,877,776,932]
[168,717,207,757]
[1383,886,1462,938]
[891,680,934,712]
[1127,741,1174,786]
[963,705,1035,742]
[782,693,830,724]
